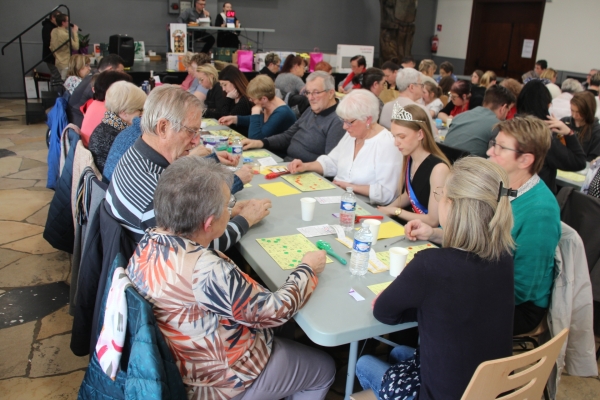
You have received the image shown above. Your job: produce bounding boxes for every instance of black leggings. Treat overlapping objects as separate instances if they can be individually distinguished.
[513,301,547,335]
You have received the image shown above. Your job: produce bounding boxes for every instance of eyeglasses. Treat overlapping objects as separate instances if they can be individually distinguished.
[305,90,328,97]
[433,187,444,202]
[173,121,202,139]
[488,139,523,154]
[339,118,357,127]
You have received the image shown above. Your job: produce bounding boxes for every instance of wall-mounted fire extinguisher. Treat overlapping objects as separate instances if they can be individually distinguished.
[431,35,439,54]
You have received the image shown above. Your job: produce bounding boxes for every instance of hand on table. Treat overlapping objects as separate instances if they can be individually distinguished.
[216,151,239,166]
[333,180,351,190]
[287,159,308,174]
[239,198,271,227]
[242,138,263,150]
[545,116,572,136]
[218,115,237,126]
[404,220,433,242]
[301,250,327,274]
[377,205,397,217]
[230,199,249,217]
[235,164,253,184]
[189,145,212,157]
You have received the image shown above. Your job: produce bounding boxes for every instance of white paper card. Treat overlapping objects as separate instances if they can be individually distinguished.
[521,39,534,59]
[315,196,341,204]
[331,224,347,239]
[258,157,277,167]
[297,224,336,238]
[349,288,365,302]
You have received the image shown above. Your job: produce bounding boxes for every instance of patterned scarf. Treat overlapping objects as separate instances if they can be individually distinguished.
[101,111,128,132]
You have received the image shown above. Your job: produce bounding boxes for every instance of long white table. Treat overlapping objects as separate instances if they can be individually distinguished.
[234,167,420,400]
[187,26,275,52]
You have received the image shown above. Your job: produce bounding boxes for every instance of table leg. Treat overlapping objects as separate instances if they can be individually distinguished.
[345,340,359,400]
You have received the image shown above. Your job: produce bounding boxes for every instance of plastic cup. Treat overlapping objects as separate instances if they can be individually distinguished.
[363,219,381,245]
[300,197,316,221]
[389,247,409,277]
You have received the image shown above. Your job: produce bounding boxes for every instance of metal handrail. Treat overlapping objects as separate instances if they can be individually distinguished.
[1,5,72,125]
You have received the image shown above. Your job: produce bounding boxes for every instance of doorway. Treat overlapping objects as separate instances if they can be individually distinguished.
[465,0,546,79]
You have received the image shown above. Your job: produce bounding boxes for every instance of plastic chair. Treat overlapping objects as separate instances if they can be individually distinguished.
[461,328,569,400]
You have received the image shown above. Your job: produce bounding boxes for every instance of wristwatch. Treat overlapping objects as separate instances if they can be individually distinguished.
[394,208,402,217]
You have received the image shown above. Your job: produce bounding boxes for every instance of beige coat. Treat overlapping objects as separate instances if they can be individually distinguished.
[50,26,79,70]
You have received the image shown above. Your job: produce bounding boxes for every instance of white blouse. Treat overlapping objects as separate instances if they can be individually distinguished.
[317,128,403,205]
[425,98,444,118]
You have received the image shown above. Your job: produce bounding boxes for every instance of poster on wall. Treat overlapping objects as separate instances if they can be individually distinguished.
[134,41,145,60]
[336,45,374,73]
[521,39,534,59]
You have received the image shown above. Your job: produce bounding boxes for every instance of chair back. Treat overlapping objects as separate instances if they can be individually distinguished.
[440,94,449,107]
[461,328,569,400]
[437,142,471,165]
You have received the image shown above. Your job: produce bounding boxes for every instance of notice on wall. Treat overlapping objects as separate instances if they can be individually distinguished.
[521,39,535,59]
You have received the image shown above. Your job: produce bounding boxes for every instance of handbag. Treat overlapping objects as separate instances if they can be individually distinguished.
[309,47,323,72]
[237,50,254,72]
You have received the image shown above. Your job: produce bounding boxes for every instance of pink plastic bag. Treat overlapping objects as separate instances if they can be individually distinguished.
[237,50,254,72]
[309,48,323,72]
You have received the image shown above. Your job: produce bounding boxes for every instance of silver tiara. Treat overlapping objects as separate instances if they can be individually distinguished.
[391,103,425,122]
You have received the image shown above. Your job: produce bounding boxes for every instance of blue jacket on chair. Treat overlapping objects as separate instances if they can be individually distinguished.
[46,96,69,189]
[78,253,187,400]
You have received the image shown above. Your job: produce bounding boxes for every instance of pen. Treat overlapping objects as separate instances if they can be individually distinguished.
[384,237,406,248]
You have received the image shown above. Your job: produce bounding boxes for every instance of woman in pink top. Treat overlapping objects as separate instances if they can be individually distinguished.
[80,70,132,147]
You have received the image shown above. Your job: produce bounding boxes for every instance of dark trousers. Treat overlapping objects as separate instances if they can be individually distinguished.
[513,301,547,335]
[192,31,215,53]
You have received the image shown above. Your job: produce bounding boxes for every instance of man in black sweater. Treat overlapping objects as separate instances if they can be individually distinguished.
[41,10,63,90]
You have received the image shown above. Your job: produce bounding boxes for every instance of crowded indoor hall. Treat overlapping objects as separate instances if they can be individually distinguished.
[1,1,600,399]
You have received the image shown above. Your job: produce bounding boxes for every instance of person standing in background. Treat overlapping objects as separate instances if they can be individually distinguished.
[42,10,63,89]
[50,13,79,80]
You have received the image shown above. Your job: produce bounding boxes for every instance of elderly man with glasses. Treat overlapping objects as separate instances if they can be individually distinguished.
[105,85,269,250]
[379,68,438,136]
[241,71,345,161]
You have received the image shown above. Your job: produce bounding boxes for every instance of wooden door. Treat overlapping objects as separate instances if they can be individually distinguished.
[465,0,546,79]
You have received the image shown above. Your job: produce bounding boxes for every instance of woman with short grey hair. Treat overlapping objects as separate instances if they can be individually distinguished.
[288,89,403,205]
[126,156,336,400]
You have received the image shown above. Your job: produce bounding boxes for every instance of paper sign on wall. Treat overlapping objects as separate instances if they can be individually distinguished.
[521,39,534,59]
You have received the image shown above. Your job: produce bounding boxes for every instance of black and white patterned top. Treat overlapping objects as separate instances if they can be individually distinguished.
[379,348,421,400]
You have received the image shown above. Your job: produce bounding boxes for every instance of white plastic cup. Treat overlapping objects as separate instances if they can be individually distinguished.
[300,197,316,221]
[363,219,381,245]
[389,247,409,277]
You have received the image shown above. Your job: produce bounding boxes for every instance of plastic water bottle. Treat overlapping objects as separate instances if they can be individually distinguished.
[340,187,357,234]
[349,222,373,276]
[231,137,243,167]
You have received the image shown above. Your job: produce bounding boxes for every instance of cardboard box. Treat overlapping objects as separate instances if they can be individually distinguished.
[167,53,186,71]
[169,23,188,54]
[335,45,374,73]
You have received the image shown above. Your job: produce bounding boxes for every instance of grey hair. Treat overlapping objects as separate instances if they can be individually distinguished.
[395,68,421,92]
[154,156,234,238]
[336,89,380,122]
[104,81,147,114]
[141,85,203,134]
[306,71,335,91]
[561,78,584,94]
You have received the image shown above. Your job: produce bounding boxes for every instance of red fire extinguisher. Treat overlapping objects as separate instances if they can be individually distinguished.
[431,35,439,54]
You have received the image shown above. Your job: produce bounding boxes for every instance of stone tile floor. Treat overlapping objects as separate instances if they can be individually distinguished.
[0,98,598,399]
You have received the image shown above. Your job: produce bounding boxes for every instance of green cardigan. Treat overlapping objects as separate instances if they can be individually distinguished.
[511,181,561,308]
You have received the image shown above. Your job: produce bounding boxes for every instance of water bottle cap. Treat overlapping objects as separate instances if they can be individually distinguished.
[347,187,353,193]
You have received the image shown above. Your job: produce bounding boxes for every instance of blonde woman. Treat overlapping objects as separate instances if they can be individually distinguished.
[418,59,437,78]
[479,70,497,88]
[541,68,560,98]
[196,63,228,118]
[377,104,450,227]
[88,81,146,173]
[358,157,515,400]
[63,54,91,94]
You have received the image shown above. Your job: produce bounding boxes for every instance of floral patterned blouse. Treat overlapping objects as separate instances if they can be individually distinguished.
[63,75,82,94]
[126,228,318,400]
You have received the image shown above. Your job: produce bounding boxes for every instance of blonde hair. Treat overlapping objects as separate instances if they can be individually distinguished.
[418,59,437,76]
[392,104,450,178]
[67,54,90,77]
[479,70,497,88]
[105,81,147,115]
[181,52,195,68]
[443,157,514,261]
[247,74,276,100]
[540,68,557,80]
[196,64,219,86]
[495,116,551,175]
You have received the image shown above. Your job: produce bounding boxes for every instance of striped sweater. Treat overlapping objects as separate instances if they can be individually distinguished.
[105,137,249,250]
